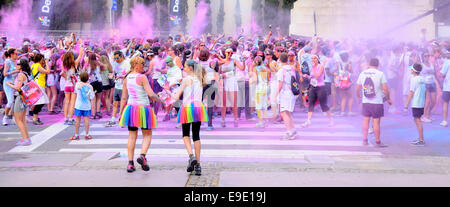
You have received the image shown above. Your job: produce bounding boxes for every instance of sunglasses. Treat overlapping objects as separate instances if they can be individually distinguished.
[200,44,205,47]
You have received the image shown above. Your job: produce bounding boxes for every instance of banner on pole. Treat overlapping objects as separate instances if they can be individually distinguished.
[169,0,183,28]
[36,0,54,29]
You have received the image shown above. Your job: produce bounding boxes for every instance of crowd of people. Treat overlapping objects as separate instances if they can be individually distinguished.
[1,28,449,173]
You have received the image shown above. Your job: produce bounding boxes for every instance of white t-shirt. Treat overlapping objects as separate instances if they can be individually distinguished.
[166,66,182,86]
[112,59,131,90]
[357,68,387,104]
[409,75,426,108]
[441,59,450,92]
[277,65,295,99]
[74,82,95,111]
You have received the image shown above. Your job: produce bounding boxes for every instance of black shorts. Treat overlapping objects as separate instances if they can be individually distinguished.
[412,108,424,118]
[362,103,384,118]
[102,84,113,91]
[114,89,122,102]
[443,91,450,102]
[128,126,150,131]
[91,81,103,94]
[182,122,201,142]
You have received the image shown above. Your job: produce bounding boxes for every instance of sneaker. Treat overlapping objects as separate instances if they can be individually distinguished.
[301,120,311,128]
[2,116,8,126]
[127,163,136,173]
[95,112,102,119]
[288,131,298,140]
[421,117,432,123]
[255,122,265,128]
[440,121,448,127]
[206,126,214,131]
[388,107,396,114]
[137,155,150,171]
[63,120,69,125]
[67,119,75,125]
[194,163,201,176]
[187,156,198,173]
[85,135,93,140]
[105,121,117,127]
[16,139,32,146]
[336,112,345,117]
[176,123,182,129]
[373,141,388,148]
[32,119,42,125]
[410,140,425,146]
[69,135,80,141]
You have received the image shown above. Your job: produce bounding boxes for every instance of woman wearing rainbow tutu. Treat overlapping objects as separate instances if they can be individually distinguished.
[119,56,165,173]
[165,59,208,176]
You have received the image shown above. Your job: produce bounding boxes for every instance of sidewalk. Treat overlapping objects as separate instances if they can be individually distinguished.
[1,152,448,187]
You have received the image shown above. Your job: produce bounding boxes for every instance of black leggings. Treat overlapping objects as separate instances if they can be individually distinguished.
[182,121,201,142]
[32,104,45,115]
[308,86,329,112]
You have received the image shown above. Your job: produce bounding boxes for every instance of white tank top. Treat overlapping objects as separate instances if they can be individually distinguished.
[126,73,150,105]
[182,75,203,105]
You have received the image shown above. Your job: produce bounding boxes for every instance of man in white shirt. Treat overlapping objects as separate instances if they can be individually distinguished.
[105,51,131,127]
[356,58,392,147]
[440,52,450,127]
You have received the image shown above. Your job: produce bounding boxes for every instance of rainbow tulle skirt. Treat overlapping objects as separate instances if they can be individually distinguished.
[177,101,209,124]
[119,105,157,129]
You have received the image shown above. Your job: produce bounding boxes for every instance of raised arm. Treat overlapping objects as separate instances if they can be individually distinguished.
[38,60,51,74]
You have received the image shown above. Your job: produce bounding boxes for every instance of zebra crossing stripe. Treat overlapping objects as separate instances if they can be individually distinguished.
[89,123,357,129]
[87,130,362,137]
[59,148,382,157]
[67,138,366,147]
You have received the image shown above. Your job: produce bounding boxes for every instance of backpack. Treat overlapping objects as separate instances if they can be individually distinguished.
[18,74,43,107]
[284,67,301,96]
[362,76,376,99]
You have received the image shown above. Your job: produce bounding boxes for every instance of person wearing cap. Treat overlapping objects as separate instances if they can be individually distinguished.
[105,50,131,127]
[218,48,245,128]
[162,56,182,122]
[404,63,426,146]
